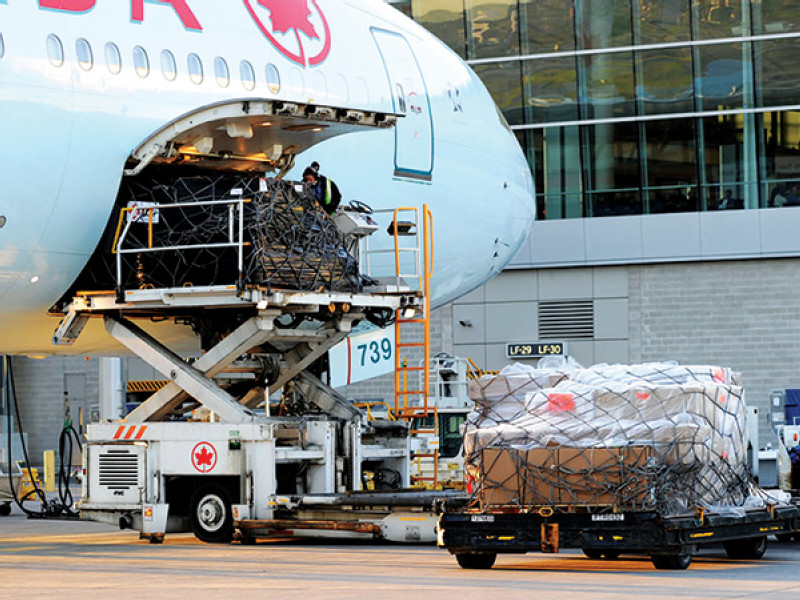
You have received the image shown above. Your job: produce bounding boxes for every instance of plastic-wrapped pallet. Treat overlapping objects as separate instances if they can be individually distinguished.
[465,361,759,516]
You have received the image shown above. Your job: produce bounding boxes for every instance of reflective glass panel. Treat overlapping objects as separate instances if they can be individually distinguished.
[188,53,203,84]
[636,47,693,115]
[588,190,643,216]
[474,61,523,125]
[105,42,122,74]
[214,57,229,88]
[692,0,749,39]
[240,60,255,90]
[755,39,800,108]
[580,52,635,119]
[0,33,4,59]
[465,0,519,59]
[581,121,640,195]
[576,0,632,49]
[529,127,584,219]
[759,111,800,207]
[46,34,64,67]
[752,0,800,34]
[634,0,691,44]
[413,0,466,58]
[701,114,757,209]
[696,43,749,111]
[76,38,93,71]
[520,0,575,54]
[133,45,149,78]
[523,56,579,124]
[642,118,698,213]
[161,50,177,81]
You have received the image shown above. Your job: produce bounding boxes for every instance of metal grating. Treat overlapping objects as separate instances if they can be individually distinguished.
[98,450,140,490]
[538,300,594,339]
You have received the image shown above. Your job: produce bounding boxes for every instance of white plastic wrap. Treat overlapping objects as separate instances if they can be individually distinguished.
[466,362,764,515]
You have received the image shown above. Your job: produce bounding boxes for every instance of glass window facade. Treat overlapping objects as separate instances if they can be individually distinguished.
[408,0,800,219]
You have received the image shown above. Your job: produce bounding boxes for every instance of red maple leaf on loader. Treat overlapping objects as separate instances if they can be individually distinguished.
[257,0,319,39]
[195,446,214,467]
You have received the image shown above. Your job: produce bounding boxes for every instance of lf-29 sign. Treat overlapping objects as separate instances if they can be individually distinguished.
[506,342,565,359]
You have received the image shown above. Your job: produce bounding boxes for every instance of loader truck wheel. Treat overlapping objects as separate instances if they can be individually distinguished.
[190,485,234,544]
[582,549,603,559]
[723,536,767,560]
[455,552,496,569]
[0,502,10,516]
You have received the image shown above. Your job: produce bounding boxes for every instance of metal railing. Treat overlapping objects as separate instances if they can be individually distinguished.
[112,198,247,292]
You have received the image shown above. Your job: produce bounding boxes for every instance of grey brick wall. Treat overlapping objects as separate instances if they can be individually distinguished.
[9,356,99,466]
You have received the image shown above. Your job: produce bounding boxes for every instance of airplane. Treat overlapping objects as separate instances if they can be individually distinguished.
[0,0,535,357]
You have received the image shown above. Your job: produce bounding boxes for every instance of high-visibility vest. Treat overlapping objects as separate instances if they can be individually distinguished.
[324,177,332,205]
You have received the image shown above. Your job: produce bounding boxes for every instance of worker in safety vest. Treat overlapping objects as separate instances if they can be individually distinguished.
[303,163,342,215]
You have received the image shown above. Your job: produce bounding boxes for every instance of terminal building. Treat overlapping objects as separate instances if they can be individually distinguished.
[389,0,800,440]
[9,0,800,455]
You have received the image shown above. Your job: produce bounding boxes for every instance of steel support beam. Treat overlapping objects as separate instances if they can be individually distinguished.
[105,315,264,423]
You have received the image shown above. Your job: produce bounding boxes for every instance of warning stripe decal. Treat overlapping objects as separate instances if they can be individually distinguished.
[113,425,147,440]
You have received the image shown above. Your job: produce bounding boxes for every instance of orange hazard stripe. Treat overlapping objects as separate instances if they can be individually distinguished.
[123,426,136,440]
[113,426,125,439]
[134,426,147,440]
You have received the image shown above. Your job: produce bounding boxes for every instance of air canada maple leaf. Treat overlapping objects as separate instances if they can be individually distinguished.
[257,0,319,39]
[195,446,214,467]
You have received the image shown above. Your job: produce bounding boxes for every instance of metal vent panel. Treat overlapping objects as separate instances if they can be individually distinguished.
[539,300,594,339]
[99,452,140,489]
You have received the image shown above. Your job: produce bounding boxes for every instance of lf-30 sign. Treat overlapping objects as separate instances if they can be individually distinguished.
[506,342,565,359]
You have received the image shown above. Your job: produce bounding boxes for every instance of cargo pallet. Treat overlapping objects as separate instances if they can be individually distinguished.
[438,504,800,570]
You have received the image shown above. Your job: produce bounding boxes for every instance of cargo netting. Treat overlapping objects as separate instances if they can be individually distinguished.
[465,360,787,516]
[69,172,360,295]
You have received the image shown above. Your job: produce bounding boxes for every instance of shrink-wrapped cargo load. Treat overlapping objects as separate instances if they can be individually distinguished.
[465,361,767,515]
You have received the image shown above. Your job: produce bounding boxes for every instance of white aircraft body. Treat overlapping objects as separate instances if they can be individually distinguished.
[0,0,535,356]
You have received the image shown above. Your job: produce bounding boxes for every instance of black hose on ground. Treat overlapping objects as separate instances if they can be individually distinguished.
[57,415,82,517]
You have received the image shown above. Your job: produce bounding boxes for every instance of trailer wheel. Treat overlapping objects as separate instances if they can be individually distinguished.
[775,533,794,542]
[651,553,692,570]
[582,549,603,559]
[190,485,234,544]
[0,503,11,516]
[602,550,621,560]
[455,552,496,569]
[723,536,767,560]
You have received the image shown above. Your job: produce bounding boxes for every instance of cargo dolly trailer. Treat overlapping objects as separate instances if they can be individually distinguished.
[439,503,800,570]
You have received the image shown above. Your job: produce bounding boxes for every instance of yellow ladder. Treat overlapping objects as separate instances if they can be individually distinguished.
[391,205,437,488]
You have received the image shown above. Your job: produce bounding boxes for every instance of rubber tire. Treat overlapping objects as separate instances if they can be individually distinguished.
[455,552,497,569]
[651,553,693,570]
[583,549,604,559]
[602,550,621,560]
[775,533,794,543]
[723,536,768,560]
[190,485,234,544]
[0,503,11,516]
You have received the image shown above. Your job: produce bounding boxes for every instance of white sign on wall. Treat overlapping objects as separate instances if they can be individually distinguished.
[329,327,395,388]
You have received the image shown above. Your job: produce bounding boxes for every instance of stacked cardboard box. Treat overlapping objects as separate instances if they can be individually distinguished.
[467,362,751,514]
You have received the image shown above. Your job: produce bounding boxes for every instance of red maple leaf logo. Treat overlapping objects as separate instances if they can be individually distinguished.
[195,446,214,467]
[257,0,319,40]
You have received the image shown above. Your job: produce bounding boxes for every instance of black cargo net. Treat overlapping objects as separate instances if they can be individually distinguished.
[70,172,360,294]
[465,363,777,516]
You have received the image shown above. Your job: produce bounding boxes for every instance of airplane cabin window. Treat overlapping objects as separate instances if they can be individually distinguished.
[161,50,177,81]
[133,46,149,78]
[0,33,5,60]
[105,42,121,74]
[265,63,280,94]
[188,53,203,84]
[214,57,229,88]
[240,60,255,91]
[76,38,93,71]
[46,34,64,67]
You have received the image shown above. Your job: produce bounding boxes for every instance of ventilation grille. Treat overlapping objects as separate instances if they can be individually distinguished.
[98,450,140,490]
[539,300,594,339]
